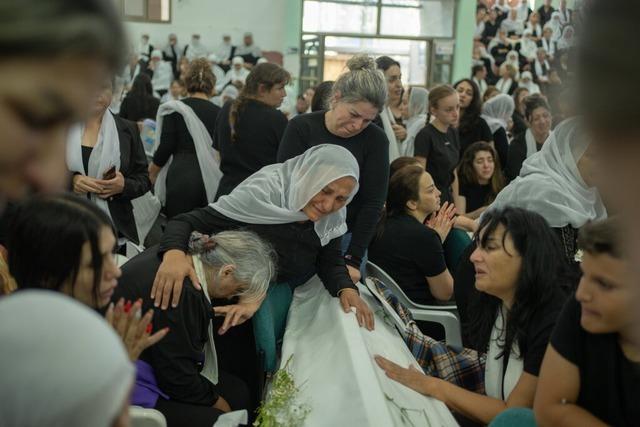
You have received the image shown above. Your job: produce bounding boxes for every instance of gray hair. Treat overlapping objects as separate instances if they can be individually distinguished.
[188,231,277,302]
[0,0,126,72]
[331,54,387,111]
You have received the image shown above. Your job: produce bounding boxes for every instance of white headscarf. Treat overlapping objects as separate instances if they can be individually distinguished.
[212,144,360,246]
[548,11,563,41]
[0,291,134,427]
[520,29,538,61]
[557,26,575,50]
[153,100,222,206]
[518,71,541,95]
[487,118,607,228]
[482,94,515,134]
[66,109,120,221]
[380,106,401,162]
[401,87,428,157]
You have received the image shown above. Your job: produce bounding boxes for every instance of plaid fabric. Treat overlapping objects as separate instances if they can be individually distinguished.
[370,277,486,394]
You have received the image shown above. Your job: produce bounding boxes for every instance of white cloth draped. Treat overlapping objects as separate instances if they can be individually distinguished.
[380,106,401,162]
[278,276,458,426]
[66,110,120,221]
[192,255,219,385]
[225,67,249,85]
[484,306,524,400]
[488,118,607,228]
[153,100,222,206]
[481,94,515,134]
[496,77,514,94]
[0,291,134,427]
[151,60,173,93]
[212,144,359,246]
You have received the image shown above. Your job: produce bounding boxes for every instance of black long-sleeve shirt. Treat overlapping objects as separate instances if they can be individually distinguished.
[158,206,356,295]
[114,246,218,405]
[277,111,389,267]
[213,99,288,200]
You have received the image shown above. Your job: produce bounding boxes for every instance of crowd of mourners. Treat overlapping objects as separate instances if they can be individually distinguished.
[0,1,638,427]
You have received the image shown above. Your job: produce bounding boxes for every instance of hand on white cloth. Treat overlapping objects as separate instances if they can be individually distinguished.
[339,288,374,331]
[213,297,263,335]
[374,355,445,401]
[151,249,201,309]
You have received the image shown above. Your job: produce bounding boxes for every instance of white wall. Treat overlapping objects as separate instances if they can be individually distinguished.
[124,0,301,80]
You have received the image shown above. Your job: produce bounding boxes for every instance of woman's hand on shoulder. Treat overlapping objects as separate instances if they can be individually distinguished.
[151,249,200,309]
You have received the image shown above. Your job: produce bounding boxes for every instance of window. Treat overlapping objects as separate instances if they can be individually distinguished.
[120,0,171,23]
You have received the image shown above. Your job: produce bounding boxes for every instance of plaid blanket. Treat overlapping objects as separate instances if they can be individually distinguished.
[370,277,486,394]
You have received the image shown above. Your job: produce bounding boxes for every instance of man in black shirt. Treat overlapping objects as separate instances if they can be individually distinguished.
[534,219,640,426]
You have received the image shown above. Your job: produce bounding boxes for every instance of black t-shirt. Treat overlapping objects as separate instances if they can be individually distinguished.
[277,110,389,266]
[413,123,460,204]
[493,127,509,171]
[368,214,447,305]
[459,182,492,213]
[551,297,640,426]
[458,117,494,158]
[214,99,288,199]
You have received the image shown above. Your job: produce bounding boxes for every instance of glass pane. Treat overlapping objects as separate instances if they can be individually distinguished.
[303,1,377,34]
[380,0,455,37]
[324,36,428,85]
[431,63,451,85]
[124,0,145,17]
[381,0,422,6]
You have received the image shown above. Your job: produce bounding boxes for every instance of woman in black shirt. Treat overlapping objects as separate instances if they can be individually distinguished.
[454,79,493,157]
[505,94,552,182]
[278,54,389,283]
[376,207,569,425]
[455,142,505,219]
[151,145,374,327]
[369,165,454,304]
[214,63,289,199]
[481,93,514,170]
[511,87,530,137]
[413,85,460,205]
[115,230,276,426]
[119,73,160,122]
[149,59,221,218]
[535,219,639,427]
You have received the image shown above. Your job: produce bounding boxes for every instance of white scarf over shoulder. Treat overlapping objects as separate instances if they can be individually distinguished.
[153,100,222,206]
[380,106,401,162]
[66,109,120,221]
[401,87,429,157]
[488,118,607,228]
[481,94,515,134]
[212,144,360,246]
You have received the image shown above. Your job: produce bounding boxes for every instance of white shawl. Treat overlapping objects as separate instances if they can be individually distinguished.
[484,306,523,400]
[66,109,120,220]
[192,255,219,385]
[380,106,401,162]
[481,94,515,134]
[401,87,429,157]
[212,144,360,246]
[0,291,134,427]
[153,100,222,206]
[488,118,607,228]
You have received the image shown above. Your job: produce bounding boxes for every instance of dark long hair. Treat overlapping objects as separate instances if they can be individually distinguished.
[7,194,116,307]
[374,164,423,240]
[311,80,334,112]
[457,141,505,205]
[125,73,156,117]
[229,63,290,141]
[465,207,567,356]
[453,78,483,136]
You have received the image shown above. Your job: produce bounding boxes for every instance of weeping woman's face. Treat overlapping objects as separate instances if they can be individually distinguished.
[302,176,357,222]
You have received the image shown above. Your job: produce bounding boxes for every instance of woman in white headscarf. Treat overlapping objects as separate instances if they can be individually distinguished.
[548,11,563,42]
[67,77,152,251]
[488,117,607,261]
[518,71,541,94]
[0,290,134,427]
[481,93,515,168]
[557,25,575,51]
[151,144,374,330]
[520,29,539,62]
[400,86,429,157]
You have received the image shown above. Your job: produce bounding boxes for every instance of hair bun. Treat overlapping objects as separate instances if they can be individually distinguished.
[188,231,217,254]
[347,54,375,72]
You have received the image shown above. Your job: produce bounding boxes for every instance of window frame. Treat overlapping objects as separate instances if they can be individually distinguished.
[118,0,172,24]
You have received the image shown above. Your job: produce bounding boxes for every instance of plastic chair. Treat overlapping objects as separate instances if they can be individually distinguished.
[365,261,463,348]
[489,408,537,427]
[129,406,167,427]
